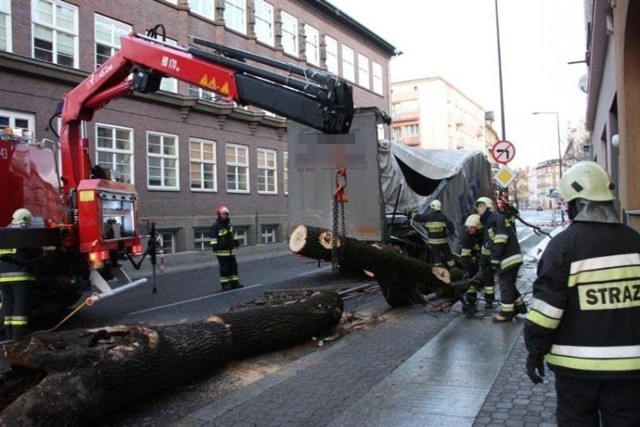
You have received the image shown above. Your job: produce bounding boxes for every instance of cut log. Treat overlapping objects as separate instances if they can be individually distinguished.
[289,224,467,307]
[0,291,343,426]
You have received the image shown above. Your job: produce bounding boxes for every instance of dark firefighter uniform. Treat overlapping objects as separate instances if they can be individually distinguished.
[414,210,455,268]
[0,247,37,339]
[458,215,489,309]
[525,222,640,424]
[209,213,240,291]
[484,209,525,321]
[476,204,497,307]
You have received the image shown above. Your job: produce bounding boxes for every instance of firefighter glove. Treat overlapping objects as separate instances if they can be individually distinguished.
[526,351,545,384]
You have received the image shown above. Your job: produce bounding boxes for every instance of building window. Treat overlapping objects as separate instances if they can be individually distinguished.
[341,44,354,82]
[357,53,370,90]
[189,0,214,19]
[372,61,383,95]
[188,85,220,102]
[226,143,249,193]
[254,0,273,46]
[257,148,277,194]
[323,35,338,75]
[32,0,78,68]
[0,0,12,52]
[159,231,175,254]
[96,124,134,184]
[404,124,419,136]
[235,226,248,246]
[0,110,35,136]
[261,224,278,244]
[283,151,288,195]
[194,229,210,251]
[190,138,217,192]
[280,10,297,56]
[224,0,246,34]
[94,14,130,68]
[147,132,179,190]
[304,24,319,66]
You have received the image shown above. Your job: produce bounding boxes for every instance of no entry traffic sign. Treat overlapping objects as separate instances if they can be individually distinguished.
[491,140,516,164]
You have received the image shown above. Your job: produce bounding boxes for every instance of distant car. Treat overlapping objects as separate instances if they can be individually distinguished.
[536,207,543,211]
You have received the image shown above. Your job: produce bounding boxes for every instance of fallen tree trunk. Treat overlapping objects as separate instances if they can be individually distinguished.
[289,225,467,307]
[0,291,343,426]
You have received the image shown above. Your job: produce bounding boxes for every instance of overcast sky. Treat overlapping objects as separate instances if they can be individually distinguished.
[328,0,588,169]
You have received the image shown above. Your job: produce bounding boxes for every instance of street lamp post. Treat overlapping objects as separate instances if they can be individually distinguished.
[533,111,564,222]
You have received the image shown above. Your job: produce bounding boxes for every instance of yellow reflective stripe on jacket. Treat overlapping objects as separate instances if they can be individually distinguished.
[460,248,472,257]
[526,309,561,330]
[501,253,523,270]
[568,265,640,288]
[481,247,491,256]
[6,316,28,326]
[210,238,218,246]
[570,253,640,275]
[428,237,449,245]
[0,248,17,255]
[547,344,640,372]
[493,233,508,244]
[0,273,36,283]
[215,250,236,256]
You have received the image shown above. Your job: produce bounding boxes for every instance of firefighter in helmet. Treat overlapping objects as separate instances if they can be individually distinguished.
[413,199,455,268]
[457,213,490,313]
[209,205,242,291]
[525,161,640,425]
[474,197,497,308]
[0,208,39,339]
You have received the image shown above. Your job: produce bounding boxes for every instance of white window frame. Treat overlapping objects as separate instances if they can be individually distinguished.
[95,123,134,184]
[194,229,210,251]
[147,131,179,190]
[190,137,217,192]
[32,0,79,68]
[0,109,36,137]
[225,143,249,193]
[257,148,277,194]
[324,35,338,74]
[254,0,273,46]
[304,24,319,66]
[372,61,383,95]
[358,53,370,90]
[341,44,354,82]
[189,0,215,19]
[280,10,297,57]
[224,0,246,34]
[94,14,131,68]
[283,151,288,195]
[261,224,277,244]
[0,0,12,52]
[188,85,219,102]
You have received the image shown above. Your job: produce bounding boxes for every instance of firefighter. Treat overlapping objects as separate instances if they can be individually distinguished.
[0,208,39,339]
[474,197,497,308]
[496,198,519,232]
[413,199,455,268]
[209,206,242,291]
[524,161,640,425]
[458,213,489,312]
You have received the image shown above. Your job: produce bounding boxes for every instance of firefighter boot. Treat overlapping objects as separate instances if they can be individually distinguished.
[493,306,515,323]
[515,297,528,315]
[484,293,495,310]
[463,291,478,317]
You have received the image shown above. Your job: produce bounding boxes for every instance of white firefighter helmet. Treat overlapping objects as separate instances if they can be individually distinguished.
[475,197,494,210]
[429,199,442,211]
[559,161,615,202]
[216,205,230,217]
[464,213,482,229]
[11,208,33,226]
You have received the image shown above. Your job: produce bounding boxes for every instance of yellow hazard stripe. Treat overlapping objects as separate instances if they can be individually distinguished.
[526,309,561,329]
[0,248,17,255]
[568,265,640,288]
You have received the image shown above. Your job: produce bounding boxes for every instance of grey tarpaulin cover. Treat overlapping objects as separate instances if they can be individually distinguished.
[379,140,492,240]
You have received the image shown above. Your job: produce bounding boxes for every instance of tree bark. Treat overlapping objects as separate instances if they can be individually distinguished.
[0,291,343,426]
[289,224,466,307]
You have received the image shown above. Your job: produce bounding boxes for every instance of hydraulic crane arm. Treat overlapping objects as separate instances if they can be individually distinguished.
[60,31,354,195]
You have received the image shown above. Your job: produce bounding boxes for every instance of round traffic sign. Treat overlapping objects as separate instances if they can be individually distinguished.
[491,140,516,164]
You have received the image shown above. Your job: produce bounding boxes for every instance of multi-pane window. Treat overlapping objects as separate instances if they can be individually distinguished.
[189,0,214,19]
[235,226,248,246]
[254,0,273,46]
[372,61,383,95]
[324,35,338,74]
[261,225,277,244]
[226,143,249,193]
[190,138,217,191]
[0,110,35,136]
[94,15,130,68]
[96,124,134,184]
[341,44,354,82]
[0,0,12,52]
[159,231,174,254]
[404,124,420,136]
[257,148,277,194]
[358,53,370,90]
[32,0,78,68]
[304,24,319,66]
[280,11,297,56]
[283,151,288,195]
[147,132,179,190]
[224,0,246,34]
[188,85,219,102]
[194,229,210,251]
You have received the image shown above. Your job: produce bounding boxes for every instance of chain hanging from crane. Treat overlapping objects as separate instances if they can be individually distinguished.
[332,168,348,271]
